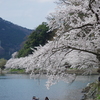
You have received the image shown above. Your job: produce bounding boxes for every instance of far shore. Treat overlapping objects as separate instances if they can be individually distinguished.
[0,69,29,74]
[0,68,99,75]
[65,69,99,75]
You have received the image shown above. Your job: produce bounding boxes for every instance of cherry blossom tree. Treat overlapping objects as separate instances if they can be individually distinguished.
[5,0,100,89]
[46,0,100,70]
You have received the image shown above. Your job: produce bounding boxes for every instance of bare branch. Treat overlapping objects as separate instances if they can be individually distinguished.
[89,0,99,22]
[67,45,99,56]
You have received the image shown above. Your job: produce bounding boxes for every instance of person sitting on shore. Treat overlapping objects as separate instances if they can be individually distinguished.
[45,97,49,100]
[32,96,36,100]
[32,96,39,100]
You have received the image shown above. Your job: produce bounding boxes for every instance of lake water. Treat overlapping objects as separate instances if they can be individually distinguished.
[0,74,98,100]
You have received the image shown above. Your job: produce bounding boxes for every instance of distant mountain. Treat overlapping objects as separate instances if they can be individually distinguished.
[0,17,33,59]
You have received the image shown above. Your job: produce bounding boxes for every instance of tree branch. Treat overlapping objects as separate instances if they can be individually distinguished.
[72,24,93,30]
[67,45,99,56]
[89,0,99,22]
[62,0,70,5]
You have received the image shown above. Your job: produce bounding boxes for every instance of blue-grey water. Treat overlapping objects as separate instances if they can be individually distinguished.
[0,74,98,100]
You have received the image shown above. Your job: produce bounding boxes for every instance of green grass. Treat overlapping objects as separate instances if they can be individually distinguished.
[97,95,100,99]
[10,69,25,73]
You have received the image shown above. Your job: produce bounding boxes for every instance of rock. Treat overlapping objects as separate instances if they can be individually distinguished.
[81,84,91,93]
[81,94,87,100]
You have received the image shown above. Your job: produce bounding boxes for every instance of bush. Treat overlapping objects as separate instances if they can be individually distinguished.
[0,58,7,69]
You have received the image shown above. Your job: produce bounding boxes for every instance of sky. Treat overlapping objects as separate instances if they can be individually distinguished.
[0,0,56,29]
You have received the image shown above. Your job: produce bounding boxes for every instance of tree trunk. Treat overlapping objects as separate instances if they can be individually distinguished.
[97,54,100,73]
[0,68,2,74]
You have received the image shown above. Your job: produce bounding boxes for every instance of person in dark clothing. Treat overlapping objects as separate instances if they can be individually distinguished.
[45,97,49,100]
[32,96,36,100]
[32,96,39,100]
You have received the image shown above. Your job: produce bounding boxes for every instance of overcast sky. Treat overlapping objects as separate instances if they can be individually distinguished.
[0,0,56,29]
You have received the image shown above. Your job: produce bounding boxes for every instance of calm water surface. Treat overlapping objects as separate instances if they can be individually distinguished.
[0,74,98,100]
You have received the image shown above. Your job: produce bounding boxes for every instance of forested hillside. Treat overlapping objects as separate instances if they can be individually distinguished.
[0,17,32,59]
[18,22,55,57]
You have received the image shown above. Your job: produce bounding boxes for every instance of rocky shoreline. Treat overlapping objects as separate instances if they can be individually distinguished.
[81,81,100,100]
